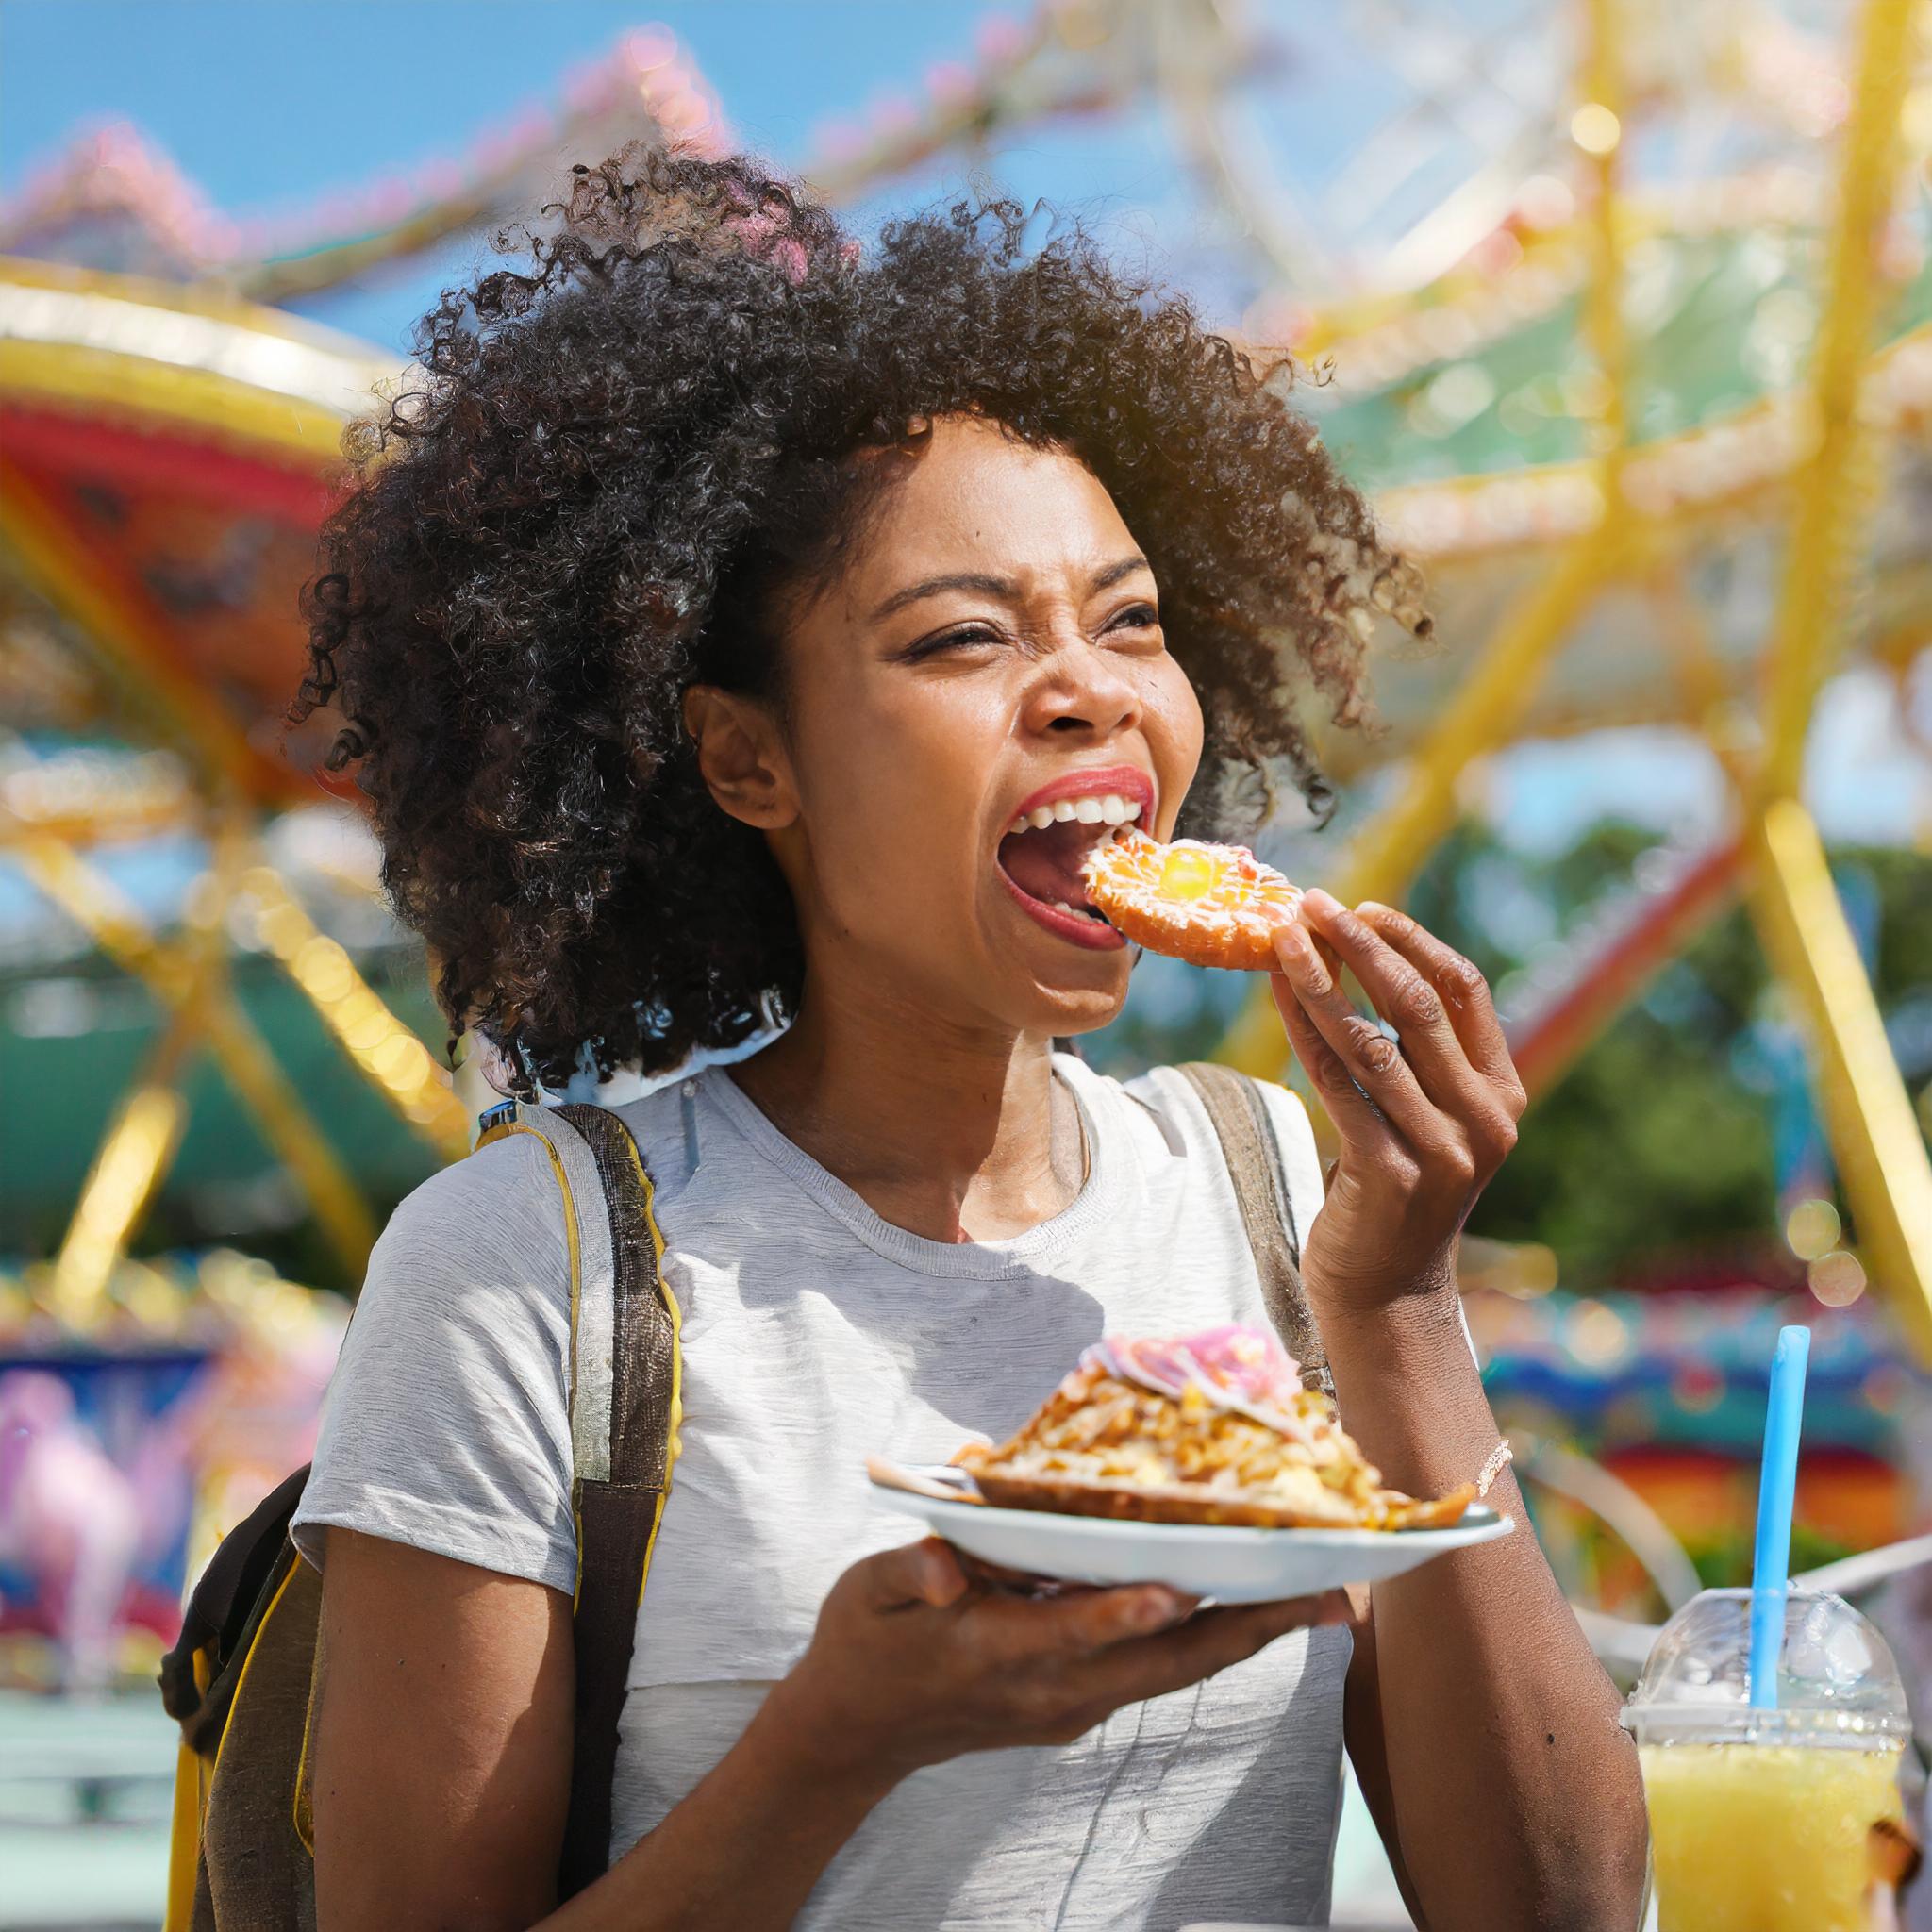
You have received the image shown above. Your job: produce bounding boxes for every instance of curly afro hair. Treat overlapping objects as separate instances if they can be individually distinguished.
[293,146,1426,1095]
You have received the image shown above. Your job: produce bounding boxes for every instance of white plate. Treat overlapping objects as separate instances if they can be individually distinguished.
[871,1469,1513,1603]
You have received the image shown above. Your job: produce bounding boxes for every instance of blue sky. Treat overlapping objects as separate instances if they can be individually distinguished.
[0,0,1199,351]
[0,1,1007,208]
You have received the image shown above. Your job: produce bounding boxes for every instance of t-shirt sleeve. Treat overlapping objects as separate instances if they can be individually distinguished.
[1250,1078,1483,1369]
[290,1130,579,1595]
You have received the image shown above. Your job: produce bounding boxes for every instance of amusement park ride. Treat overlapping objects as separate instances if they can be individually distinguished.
[1,0,1929,1376]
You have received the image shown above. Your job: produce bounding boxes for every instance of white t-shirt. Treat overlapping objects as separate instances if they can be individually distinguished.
[292,1054,1349,1931]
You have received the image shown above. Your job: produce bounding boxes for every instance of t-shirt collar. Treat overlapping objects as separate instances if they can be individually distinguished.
[700,1053,1123,1279]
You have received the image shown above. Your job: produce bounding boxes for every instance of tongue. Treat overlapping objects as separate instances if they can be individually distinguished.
[1000,820,1104,909]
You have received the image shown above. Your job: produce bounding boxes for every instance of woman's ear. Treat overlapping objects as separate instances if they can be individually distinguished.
[681,685,799,830]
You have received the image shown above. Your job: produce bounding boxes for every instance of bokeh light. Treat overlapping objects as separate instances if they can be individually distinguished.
[1570,103,1622,156]
[1808,1249,1867,1307]
[1567,1297,1631,1368]
[1785,1196,1841,1259]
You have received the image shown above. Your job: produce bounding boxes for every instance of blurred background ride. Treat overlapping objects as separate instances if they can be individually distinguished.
[2,1,1929,1926]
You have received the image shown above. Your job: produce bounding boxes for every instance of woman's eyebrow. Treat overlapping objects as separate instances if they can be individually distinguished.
[1091,555,1153,591]
[871,555,1151,623]
[870,571,1017,622]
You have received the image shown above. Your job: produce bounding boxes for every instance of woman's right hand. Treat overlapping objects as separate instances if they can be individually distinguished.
[762,1537,1349,1786]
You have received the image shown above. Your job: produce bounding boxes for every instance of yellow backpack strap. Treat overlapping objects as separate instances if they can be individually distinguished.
[474,1098,681,1902]
[161,1650,213,1932]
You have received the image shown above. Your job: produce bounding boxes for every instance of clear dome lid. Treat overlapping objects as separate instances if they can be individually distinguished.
[1622,1588,1912,1747]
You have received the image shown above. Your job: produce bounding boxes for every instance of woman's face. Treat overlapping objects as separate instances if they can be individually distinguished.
[696,415,1205,1041]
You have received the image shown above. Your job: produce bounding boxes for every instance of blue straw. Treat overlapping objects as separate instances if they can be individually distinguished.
[1748,1324,1812,1709]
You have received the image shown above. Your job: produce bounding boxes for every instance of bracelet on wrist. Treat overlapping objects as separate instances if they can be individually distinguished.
[1474,1437,1513,1498]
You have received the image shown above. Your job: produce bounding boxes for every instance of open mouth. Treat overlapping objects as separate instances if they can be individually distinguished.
[995,785,1144,950]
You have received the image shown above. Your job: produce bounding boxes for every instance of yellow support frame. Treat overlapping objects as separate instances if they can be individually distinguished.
[7,822,378,1279]
[1341,0,1637,908]
[1757,0,1922,802]
[1,451,469,1164]
[1752,801,1932,1358]
[240,863,471,1160]
[49,1049,192,1329]
[1216,0,1932,1376]
[1335,534,1622,909]
[1746,0,1932,1349]
[18,815,473,1318]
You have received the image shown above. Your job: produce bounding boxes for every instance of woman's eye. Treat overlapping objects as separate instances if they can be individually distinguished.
[906,624,1002,658]
[1107,603,1160,633]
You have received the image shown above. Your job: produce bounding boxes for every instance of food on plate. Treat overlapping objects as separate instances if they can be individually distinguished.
[953,1324,1474,1531]
[1080,828,1302,971]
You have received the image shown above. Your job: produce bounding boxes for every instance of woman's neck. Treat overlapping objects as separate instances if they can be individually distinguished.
[727,975,1083,1244]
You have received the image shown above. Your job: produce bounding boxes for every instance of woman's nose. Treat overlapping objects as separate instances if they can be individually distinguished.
[1024,640,1143,739]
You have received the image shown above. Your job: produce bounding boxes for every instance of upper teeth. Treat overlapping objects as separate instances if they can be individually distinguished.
[1008,793,1142,837]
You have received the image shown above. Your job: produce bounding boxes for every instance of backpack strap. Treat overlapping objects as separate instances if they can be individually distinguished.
[159,1464,310,1756]
[476,1100,682,1901]
[1174,1062,1332,1398]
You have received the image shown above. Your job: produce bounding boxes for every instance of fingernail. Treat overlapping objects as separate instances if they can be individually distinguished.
[1276,924,1330,992]
[1357,900,1390,921]
[1303,887,1341,919]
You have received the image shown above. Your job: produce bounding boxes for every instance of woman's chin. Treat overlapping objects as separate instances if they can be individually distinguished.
[1012,947,1134,1034]
[1040,989,1128,1039]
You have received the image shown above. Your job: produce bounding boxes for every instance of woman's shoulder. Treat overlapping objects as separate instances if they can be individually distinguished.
[340,1125,580,1368]
[295,1119,583,1589]
[375,1122,572,1280]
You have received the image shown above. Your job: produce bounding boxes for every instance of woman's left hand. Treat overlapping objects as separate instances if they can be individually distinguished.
[1270,891,1527,1320]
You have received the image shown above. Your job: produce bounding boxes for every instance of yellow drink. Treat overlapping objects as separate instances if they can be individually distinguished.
[1640,1740,1904,1932]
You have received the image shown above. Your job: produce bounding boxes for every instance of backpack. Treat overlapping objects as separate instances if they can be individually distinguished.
[156,1063,1321,1928]
[158,1100,678,1930]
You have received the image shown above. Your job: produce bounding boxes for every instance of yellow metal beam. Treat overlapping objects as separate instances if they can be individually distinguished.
[1743,0,1931,1357]
[241,863,470,1161]
[1758,0,1921,798]
[1750,800,1932,1357]
[6,823,376,1275]
[1338,535,1620,908]
[193,986,379,1275]
[49,823,238,1324]
[48,1027,194,1329]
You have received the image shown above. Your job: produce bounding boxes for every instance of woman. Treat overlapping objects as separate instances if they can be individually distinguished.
[291,151,1646,1930]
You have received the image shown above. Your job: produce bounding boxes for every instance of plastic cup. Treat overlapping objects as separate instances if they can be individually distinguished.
[1623,1587,1912,1932]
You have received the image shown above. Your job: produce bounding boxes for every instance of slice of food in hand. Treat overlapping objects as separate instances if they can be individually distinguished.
[953,1323,1474,1531]
[1081,828,1303,971]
